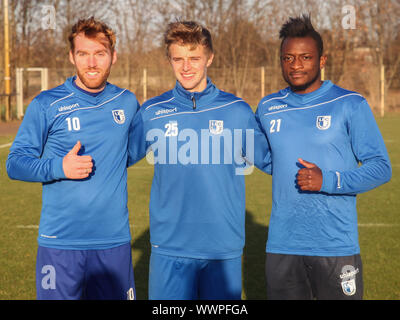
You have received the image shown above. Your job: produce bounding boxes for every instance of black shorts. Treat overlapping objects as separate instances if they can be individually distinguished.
[265,253,363,300]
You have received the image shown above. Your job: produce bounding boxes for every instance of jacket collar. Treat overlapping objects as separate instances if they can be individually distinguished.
[172,77,219,109]
[282,80,334,105]
[64,76,118,104]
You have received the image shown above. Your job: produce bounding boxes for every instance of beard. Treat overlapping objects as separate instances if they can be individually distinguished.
[285,69,321,93]
[76,66,111,91]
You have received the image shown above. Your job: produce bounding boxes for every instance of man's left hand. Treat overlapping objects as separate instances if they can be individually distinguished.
[296,158,322,192]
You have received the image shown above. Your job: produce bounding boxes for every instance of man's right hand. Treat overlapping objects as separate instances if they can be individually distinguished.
[62,141,93,179]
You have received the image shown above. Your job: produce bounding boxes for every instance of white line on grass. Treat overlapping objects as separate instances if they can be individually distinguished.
[0,142,12,149]
[16,225,39,229]
[358,223,399,227]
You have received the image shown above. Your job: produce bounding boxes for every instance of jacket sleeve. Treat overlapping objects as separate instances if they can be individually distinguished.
[127,108,148,167]
[6,99,66,182]
[241,105,272,175]
[320,99,392,194]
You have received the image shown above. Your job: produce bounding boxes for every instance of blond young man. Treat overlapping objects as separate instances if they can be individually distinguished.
[129,21,271,300]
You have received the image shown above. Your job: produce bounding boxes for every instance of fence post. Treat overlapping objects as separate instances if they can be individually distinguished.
[3,0,11,121]
[41,68,48,91]
[261,66,265,98]
[143,68,147,102]
[16,68,23,119]
[380,64,385,117]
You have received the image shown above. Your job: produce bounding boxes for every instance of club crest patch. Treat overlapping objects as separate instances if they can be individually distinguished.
[340,265,359,296]
[341,279,356,296]
[209,120,224,135]
[112,109,125,124]
[316,115,331,130]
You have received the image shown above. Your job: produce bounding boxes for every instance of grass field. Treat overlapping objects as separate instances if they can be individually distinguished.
[0,114,399,300]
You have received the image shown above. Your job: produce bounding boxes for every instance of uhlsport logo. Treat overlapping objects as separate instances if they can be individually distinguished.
[268,104,287,111]
[155,107,177,116]
[112,109,126,124]
[316,115,331,130]
[58,103,79,112]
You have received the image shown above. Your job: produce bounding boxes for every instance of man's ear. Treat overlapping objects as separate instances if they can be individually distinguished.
[69,50,76,66]
[320,55,327,70]
[206,53,214,68]
[112,50,117,65]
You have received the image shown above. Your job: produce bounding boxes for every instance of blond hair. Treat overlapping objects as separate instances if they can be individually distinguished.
[164,21,213,57]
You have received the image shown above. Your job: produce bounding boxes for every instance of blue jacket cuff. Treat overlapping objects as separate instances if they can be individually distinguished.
[320,170,336,193]
[52,157,66,180]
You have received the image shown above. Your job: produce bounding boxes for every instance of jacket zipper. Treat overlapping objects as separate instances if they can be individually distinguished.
[191,95,196,110]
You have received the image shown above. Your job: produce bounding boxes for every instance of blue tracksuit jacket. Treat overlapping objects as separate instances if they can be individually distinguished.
[256,80,391,256]
[129,79,271,259]
[7,76,140,249]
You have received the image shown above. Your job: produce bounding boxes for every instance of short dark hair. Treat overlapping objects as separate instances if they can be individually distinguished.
[164,20,213,58]
[279,14,323,57]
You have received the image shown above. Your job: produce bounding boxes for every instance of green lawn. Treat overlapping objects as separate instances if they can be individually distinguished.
[0,114,399,300]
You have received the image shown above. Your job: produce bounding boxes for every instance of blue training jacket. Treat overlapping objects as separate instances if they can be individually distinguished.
[129,78,271,259]
[256,80,391,256]
[7,76,140,249]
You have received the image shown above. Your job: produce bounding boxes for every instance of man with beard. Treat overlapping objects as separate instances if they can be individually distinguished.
[255,15,391,299]
[7,17,139,300]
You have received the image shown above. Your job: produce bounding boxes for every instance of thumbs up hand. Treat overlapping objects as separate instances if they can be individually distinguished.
[62,141,93,179]
[296,158,322,192]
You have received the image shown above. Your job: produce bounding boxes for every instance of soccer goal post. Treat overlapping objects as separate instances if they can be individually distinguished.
[16,67,48,119]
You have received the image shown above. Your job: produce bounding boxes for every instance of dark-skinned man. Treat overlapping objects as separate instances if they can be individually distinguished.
[255,15,391,300]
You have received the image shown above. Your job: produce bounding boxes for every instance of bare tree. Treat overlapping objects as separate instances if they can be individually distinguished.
[2,0,399,112]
